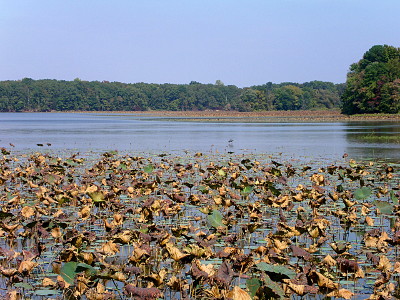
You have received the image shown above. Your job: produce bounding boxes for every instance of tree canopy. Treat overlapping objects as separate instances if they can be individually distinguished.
[341,45,400,114]
[0,79,344,112]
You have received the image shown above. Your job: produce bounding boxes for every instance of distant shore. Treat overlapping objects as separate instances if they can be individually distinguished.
[66,109,400,122]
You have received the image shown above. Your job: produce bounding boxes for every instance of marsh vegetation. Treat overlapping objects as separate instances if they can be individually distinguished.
[0,148,399,299]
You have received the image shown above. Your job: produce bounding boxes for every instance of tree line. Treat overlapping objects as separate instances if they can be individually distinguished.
[0,78,344,112]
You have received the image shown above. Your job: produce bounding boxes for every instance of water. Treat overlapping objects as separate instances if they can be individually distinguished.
[1,112,400,161]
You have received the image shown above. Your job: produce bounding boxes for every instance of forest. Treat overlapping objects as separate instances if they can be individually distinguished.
[0,78,344,112]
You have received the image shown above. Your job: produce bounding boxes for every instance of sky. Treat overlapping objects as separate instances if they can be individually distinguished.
[1,0,399,87]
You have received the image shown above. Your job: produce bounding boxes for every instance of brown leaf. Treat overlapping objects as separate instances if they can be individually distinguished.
[51,227,62,239]
[112,213,124,226]
[167,275,189,291]
[21,206,35,218]
[165,242,189,261]
[364,216,374,226]
[290,245,312,261]
[113,230,133,244]
[226,286,252,300]
[0,268,18,277]
[337,257,360,274]
[310,173,324,185]
[283,280,305,296]
[322,254,337,267]
[42,277,57,287]
[190,261,209,281]
[214,260,234,286]
[378,255,392,272]
[327,288,354,299]
[98,241,120,255]
[111,272,127,282]
[310,271,339,290]
[18,260,38,275]
[394,261,400,273]
[361,204,371,216]
[5,290,21,300]
[124,285,162,299]
[144,269,167,287]
[79,205,91,219]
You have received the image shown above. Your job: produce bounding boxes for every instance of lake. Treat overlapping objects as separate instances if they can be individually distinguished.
[1,112,400,161]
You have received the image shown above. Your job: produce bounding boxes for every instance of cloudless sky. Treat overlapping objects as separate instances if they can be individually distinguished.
[1,0,399,87]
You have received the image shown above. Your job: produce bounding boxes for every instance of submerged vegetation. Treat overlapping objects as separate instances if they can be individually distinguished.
[0,148,399,299]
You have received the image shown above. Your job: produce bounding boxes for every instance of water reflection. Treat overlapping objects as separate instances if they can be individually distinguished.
[344,121,400,161]
[1,113,400,161]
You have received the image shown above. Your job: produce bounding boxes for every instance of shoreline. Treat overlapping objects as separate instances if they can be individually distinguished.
[64,110,400,122]
[6,109,400,122]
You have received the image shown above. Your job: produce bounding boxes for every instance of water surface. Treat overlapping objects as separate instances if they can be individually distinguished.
[1,113,400,161]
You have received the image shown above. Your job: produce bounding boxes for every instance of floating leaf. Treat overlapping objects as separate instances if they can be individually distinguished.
[33,290,61,296]
[217,169,226,177]
[241,185,253,196]
[144,164,154,173]
[226,286,252,300]
[207,210,226,229]
[354,187,372,200]
[87,191,105,203]
[14,282,34,290]
[60,262,78,285]
[256,262,295,280]
[60,262,96,286]
[263,274,285,298]
[374,200,394,215]
[246,278,262,298]
[390,190,399,205]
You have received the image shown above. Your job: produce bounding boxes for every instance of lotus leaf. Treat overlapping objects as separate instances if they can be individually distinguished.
[354,186,372,200]
[207,209,226,229]
[256,262,295,280]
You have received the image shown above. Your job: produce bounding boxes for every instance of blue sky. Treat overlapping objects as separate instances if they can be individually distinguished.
[1,0,399,87]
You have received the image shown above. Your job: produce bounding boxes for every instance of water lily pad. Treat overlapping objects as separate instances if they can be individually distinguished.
[263,274,286,298]
[207,209,226,229]
[256,262,295,280]
[246,278,262,298]
[390,190,398,205]
[354,187,372,200]
[60,262,79,285]
[374,200,394,215]
[143,164,154,173]
[241,185,253,196]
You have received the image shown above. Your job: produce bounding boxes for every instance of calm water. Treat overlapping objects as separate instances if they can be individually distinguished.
[1,112,400,161]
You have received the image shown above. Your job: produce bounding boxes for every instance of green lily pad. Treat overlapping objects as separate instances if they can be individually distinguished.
[207,209,226,229]
[390,190,399,205]
[246,278,262,298]
[33,290,61,296]
[60,262,79,285]
[354,186,372,200]
[263,274,286,298]
[144,164,154,173]
[256,262,296,280]
[374,200,394,215]
[241,185,253,196]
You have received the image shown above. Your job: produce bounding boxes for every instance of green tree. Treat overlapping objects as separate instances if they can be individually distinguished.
[341,45,400,114]
[274,85,303,110]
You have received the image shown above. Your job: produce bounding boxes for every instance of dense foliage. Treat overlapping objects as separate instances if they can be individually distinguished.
[0,78,344,112]
[341,45,400,115]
